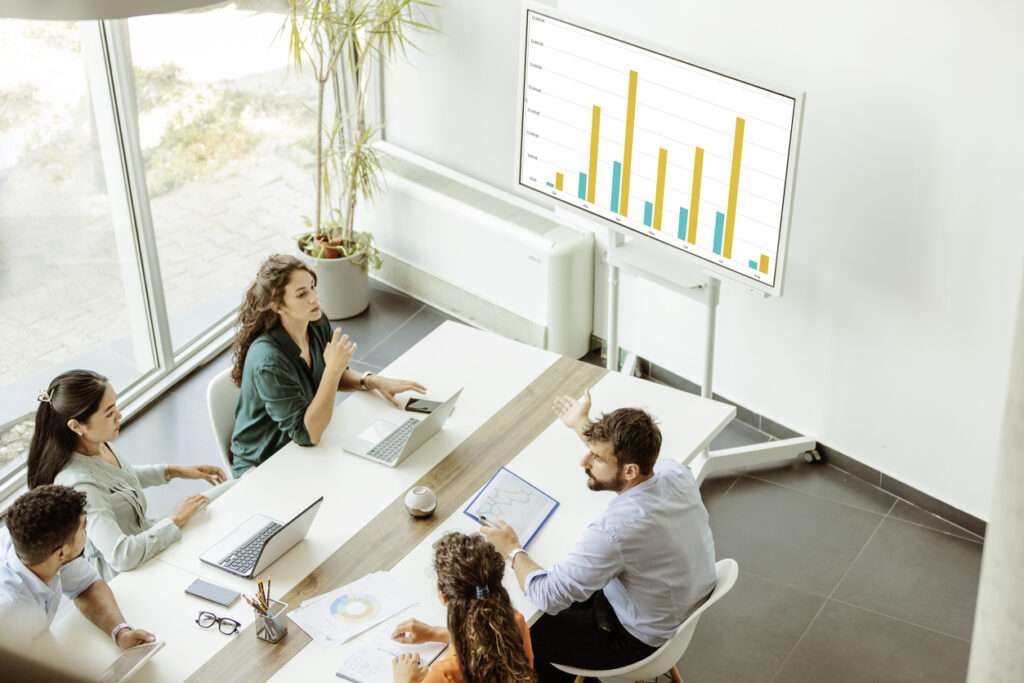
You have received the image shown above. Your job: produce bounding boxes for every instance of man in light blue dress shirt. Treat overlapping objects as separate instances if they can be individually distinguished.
[0,485,156,649]
[482,392,717,682]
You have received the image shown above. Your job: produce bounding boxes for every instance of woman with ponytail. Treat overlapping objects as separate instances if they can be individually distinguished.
[27,370,226,580]
[390,532,537,683]
[228,254,425,477]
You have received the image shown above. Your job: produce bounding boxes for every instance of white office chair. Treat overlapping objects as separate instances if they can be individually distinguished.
[207,366,240,478]
[552,558,739,683]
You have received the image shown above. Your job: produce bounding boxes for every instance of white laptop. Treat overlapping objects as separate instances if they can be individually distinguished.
[343,389,462,467]
[200,497,323,578]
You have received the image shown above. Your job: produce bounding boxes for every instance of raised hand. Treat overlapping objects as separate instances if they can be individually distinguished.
[324,327,357,375]
[552,390,592,433]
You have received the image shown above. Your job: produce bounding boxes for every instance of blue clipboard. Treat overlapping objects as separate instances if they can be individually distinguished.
[463,466,560,549]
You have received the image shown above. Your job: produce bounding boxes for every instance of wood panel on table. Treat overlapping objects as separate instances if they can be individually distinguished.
[187,355,606,683]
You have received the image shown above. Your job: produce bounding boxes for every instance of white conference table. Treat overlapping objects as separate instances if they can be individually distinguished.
[33,321,733,682]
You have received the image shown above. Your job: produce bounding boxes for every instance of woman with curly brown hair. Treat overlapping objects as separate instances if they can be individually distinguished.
[229,254,426,477]
[389,531,537,683]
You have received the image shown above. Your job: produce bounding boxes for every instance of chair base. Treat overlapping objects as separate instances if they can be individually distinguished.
[571,665,683,683]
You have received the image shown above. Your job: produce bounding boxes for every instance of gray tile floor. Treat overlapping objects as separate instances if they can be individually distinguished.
[116,281,982,683]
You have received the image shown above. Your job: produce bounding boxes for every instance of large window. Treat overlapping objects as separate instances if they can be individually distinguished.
[127,4,315,350]
[0,20,157,482]
[0,4,318,494]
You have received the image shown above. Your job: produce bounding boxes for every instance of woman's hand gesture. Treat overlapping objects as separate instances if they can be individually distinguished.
[324,328,357,375]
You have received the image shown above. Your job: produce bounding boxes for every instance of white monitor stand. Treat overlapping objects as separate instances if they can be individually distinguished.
[602,226,820,484]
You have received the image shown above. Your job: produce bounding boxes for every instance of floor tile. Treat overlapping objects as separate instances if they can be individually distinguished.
[677,571,825,683]
[362,305,463,369]
[749,462,897,515]
[889,500,982,543]
[329,280,424,361]
[705,477,884,596]
[709,418,770,450]
[699,476,736,504]
[774,600,970,683]
[834,517,983,640]
[882,474,987,538]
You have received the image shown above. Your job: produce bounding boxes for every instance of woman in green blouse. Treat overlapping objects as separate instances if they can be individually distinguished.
[229,254,426,477]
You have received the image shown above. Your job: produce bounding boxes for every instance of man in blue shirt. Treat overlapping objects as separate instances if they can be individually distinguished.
[483,392,717,682]
[0,485,155,648]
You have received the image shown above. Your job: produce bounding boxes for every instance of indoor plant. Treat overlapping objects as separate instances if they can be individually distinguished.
[287,0,433,318]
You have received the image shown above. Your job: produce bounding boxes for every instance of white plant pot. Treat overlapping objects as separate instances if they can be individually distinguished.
[297,248,370,320]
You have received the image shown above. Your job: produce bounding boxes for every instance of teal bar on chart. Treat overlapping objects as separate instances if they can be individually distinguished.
[546,181,554,188]
[610,161,622,212]
[643,201,653,227]
[578,172,587,200]
[748,259,758,269]
[713,211,725,254]
[678,207,689,241]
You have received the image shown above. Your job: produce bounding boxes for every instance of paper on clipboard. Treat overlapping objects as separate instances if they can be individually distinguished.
[463,467,559,548]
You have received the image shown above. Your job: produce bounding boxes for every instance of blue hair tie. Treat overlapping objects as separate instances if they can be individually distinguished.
[474,585,490,599]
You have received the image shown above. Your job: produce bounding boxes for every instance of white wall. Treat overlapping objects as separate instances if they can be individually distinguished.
[383,0,1024,519]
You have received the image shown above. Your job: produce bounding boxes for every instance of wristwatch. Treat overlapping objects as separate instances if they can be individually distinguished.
[359,371,375,390]
[507,548,527,568]
[111,622,132,645]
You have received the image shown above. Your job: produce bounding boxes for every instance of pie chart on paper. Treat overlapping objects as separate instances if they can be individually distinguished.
[329,593,380,622]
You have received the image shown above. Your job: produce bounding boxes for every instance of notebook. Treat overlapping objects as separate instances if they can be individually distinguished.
[463,466,559,548]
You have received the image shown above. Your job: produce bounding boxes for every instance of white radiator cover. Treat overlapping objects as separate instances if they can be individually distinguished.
[362,143,594,358]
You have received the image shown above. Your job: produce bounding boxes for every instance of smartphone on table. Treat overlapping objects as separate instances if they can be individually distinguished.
[405,398,444,414]
[185,578,240,607]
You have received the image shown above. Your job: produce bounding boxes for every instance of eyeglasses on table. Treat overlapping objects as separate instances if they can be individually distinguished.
[195,610,241,635]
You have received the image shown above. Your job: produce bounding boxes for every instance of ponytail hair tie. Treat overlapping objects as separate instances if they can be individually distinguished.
[473,585,490,600]
[37,389,53,404]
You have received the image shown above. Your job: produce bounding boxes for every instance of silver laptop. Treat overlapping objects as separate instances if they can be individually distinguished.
[343,389,462,467]
[200,497,323,578]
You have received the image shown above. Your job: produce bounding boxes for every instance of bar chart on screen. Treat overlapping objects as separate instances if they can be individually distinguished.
[518,10,797,287]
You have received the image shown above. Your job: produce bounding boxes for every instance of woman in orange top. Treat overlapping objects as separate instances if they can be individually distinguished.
[391,532,537,683]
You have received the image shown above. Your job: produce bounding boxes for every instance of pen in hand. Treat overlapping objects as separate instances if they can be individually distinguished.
[478,514,495,527]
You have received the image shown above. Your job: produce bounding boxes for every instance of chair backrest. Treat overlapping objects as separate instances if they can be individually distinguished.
[207,366,240,476]
[622,558,740,680]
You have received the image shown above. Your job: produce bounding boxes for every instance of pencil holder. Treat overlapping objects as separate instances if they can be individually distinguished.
[255,599,288,644]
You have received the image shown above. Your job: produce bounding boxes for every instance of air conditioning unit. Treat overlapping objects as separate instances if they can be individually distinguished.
[362,143,594,358]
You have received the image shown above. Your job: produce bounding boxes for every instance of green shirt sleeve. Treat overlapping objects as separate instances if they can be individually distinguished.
[252,363,315,447]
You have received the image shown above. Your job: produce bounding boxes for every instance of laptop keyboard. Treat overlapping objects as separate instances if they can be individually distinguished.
[366,418,419,464]
[220,521,282,574]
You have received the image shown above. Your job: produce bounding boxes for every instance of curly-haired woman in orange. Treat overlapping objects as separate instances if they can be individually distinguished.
[390,531,537,683]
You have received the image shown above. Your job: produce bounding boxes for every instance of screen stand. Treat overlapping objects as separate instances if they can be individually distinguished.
[604,227,819,484]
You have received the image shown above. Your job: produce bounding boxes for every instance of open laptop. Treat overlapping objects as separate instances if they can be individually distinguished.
[200,496,323,578]
[343,389,462,467]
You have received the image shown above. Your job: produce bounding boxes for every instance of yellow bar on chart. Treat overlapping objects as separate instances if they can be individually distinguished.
[687,147,704,244]
[619,70,638,217]
[653,148,668,230]
[759,254,769,274]
[587,105,601,203]
[555,172,564,191]
[723,117,745,259]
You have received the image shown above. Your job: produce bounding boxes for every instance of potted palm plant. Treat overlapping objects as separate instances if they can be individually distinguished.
[287,0,433,318]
